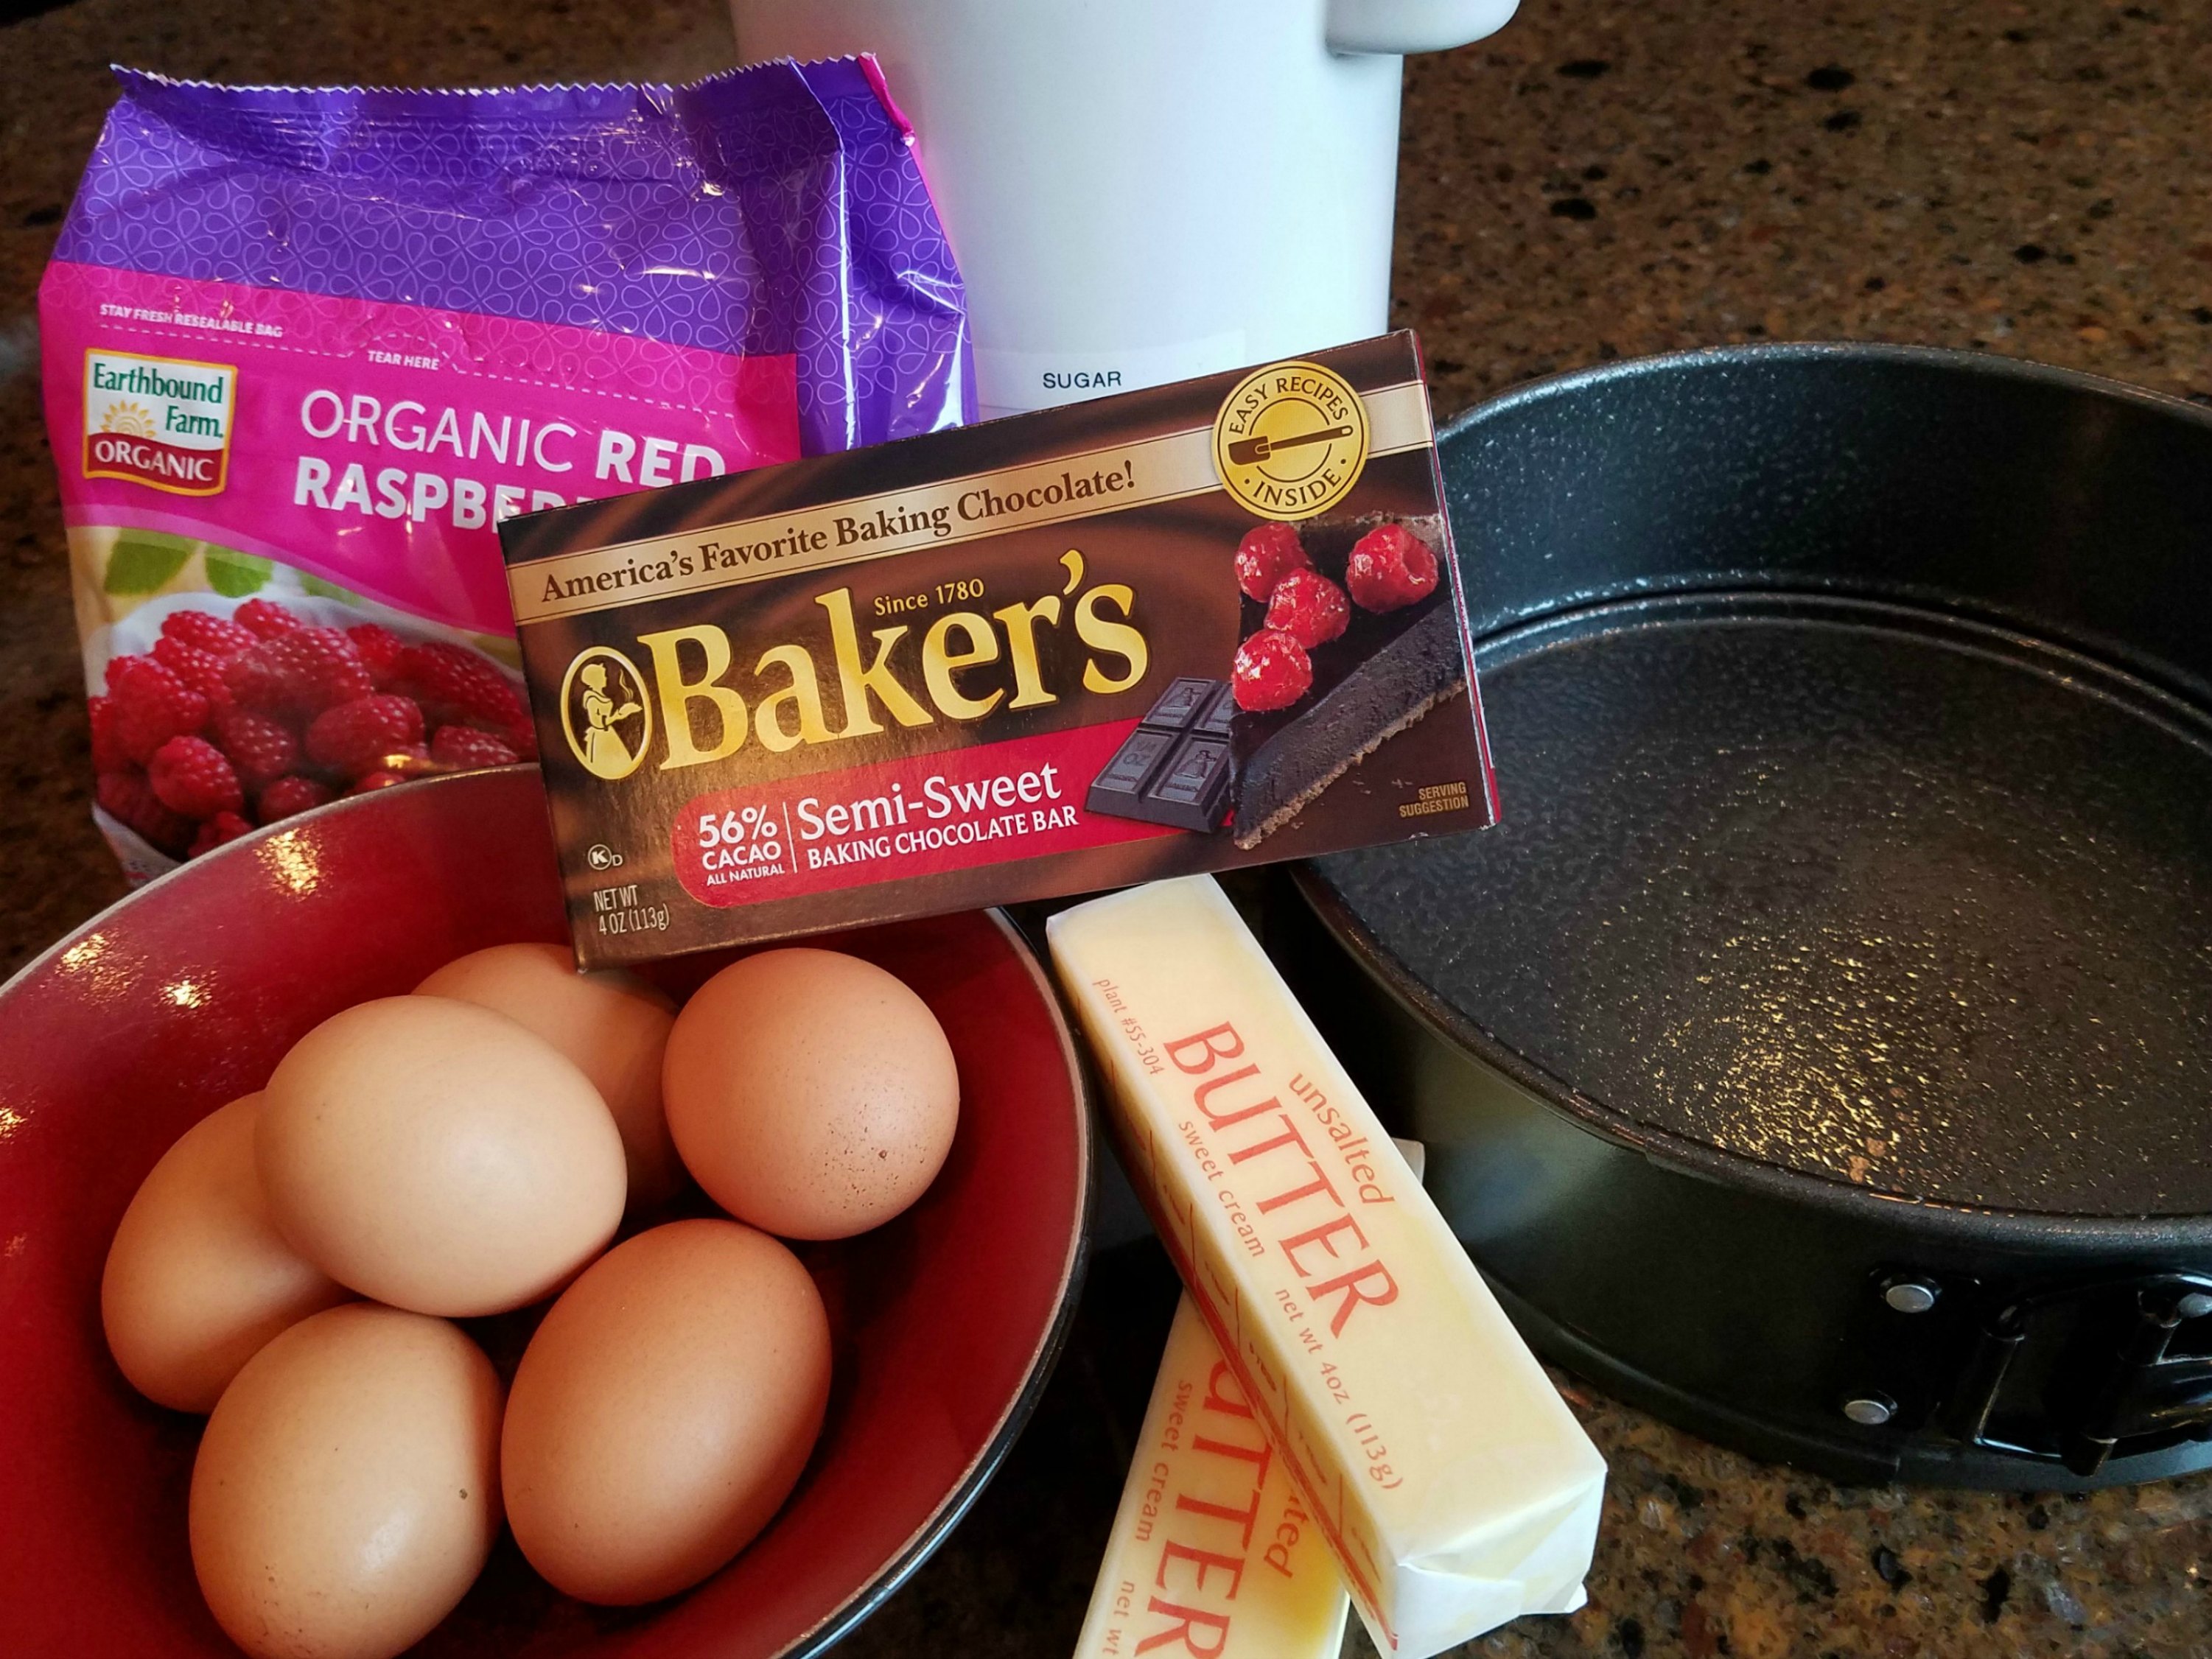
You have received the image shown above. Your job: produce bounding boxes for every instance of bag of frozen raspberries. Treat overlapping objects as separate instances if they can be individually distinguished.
[39,63,972,877]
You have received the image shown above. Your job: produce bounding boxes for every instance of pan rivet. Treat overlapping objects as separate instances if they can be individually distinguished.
[1842,1395,1896,1427]
[2178,1292,2212,1320]
[1883,1280,1939,1314]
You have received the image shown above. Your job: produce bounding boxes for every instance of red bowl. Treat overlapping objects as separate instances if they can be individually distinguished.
[0,768,1089,1658]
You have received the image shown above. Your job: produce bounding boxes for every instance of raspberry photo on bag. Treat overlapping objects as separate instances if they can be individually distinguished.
[41,64,972,877]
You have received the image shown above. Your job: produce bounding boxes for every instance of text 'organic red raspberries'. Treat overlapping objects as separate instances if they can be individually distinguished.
[1231,628,1314,712]
[1344,522,1441,614]
[50,69,970,882]
[1234,522,1310,603]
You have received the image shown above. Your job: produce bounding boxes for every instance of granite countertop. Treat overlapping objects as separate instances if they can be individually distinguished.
[4,1,2211,1655]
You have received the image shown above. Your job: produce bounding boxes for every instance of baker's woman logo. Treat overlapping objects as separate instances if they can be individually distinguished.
[559,648,652,781]
[1211,358,1370,520]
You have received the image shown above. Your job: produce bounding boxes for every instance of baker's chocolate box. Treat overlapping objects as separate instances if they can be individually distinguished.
[499,332,1497,969]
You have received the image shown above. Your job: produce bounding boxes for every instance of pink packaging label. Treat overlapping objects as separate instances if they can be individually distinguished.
[667,720,1172,908]
[41,262,801,634]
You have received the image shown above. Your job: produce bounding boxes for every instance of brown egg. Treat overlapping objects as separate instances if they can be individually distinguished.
[415,942,682,1208]
[500,1218,830,1604]
[258,996,626,1316]
[662,949,959,1238]
[101,1093,352,1411]
[189,1303,503,1659]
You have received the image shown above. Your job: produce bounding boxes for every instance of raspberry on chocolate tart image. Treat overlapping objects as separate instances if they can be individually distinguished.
[1264,569,1351,648]
[1345,521,1441,613]
[1233,521,1310,603]
[1231,629,1314,712]
[1224,512,1467,849]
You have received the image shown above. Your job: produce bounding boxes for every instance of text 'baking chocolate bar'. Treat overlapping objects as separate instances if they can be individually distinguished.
[498,332,1499,969]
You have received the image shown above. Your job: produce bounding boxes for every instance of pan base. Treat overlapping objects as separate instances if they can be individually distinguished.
[1317,591,2212,1217]
[1484,1272,2212,1491]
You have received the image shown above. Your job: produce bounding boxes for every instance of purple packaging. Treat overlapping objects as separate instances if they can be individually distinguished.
[39,61,972,877]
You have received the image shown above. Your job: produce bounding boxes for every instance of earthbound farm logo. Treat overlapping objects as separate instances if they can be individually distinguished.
[83,350,237,497]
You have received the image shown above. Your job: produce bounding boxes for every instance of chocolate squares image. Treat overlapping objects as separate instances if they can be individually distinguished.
[1086,678,1238,833]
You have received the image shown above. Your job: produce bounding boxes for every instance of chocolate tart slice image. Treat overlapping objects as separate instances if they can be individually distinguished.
[1230,513,1464,848]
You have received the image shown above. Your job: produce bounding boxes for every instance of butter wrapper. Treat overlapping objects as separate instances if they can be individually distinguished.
[1072,1297,1350,1659]
[1049,877,1606,1658]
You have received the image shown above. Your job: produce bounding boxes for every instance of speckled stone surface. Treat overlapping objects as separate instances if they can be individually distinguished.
[4,1,2211,1656]
[1393,0,2212,412]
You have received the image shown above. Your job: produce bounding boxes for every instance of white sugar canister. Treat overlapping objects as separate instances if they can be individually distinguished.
[730,0,1517,417]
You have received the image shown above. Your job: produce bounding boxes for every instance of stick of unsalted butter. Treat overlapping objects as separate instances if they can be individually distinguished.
[1049,877,1608,1658]
[1071,1140,1429,1659]
[1071,1296,1351,1659]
